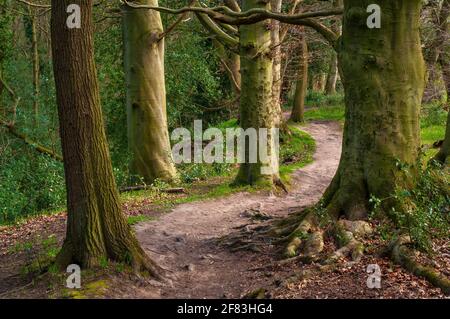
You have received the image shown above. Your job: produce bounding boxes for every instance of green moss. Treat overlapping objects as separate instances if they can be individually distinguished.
[302,104,345,122]
[63,279,109,299]
[279,126,316,183]
[127,215,155,225]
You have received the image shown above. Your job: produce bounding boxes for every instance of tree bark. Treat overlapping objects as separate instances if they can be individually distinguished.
[325,53,338,95]
[323,0,426,220]
[434,0,450,164]
[290,30,308,123]
[312,73,326,92]
[29,5,40,126]
[235,0,279,186]
[434,110,450,164]
[271,0,283,126]
[213,39,241,96]
[123,0,177,184]
[51,0,160,275]
[423,0,449,103]
[0,0,10,118]
[325,0,342,95]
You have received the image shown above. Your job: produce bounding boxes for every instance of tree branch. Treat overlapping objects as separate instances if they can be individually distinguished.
[122,1,343,26]
[195,12,239,48]
[0,119,63,162]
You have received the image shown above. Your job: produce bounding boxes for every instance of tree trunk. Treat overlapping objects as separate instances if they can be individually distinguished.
[291,30,308,123]
[230,52,241,95]
[0,0,10,117]
[30,8,40,126]
[271,0,283,126]
[51,0,160,275]
[325,53,338,95]
[434,0,450,164]
[323,0,426,220]
[325,0,342,95]
[235,0,279,186]
[123,0,177,184]
[423,0,449,103]
[312,73,326,92]
[213,39,241,96]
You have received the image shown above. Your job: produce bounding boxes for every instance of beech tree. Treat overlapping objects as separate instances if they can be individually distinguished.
[431,0,449,164]
[290,28,308,123]
[122,0,177,184]
[324,0,341,95]
[324,0,425,220]
[271,0,283,125]
[234,0,279,185]
[51,0,161,275]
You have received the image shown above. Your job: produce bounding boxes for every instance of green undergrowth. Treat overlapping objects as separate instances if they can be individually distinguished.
[420,102,447,160]
[283,92,345,122]
[369,158,449,253]
[126,215,155,225]
[303,105,345,122]
[279,126,316,183]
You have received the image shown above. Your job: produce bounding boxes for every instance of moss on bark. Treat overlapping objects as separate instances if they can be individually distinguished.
[291,30,308,123]
[123,0,177,185]
[323,0,426,219]
[235,0,280,186]
[51,0,161,277]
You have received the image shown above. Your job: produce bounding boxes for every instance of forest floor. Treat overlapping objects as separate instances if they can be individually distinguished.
[0,121,448,299]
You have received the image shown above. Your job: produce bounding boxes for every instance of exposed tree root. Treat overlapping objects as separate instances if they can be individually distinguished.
[277,206,373,265]
[389,235,450,295]
[243,288,268,299]
[324,220,372,264]
[220,197,449,296]
[55,240,167,282]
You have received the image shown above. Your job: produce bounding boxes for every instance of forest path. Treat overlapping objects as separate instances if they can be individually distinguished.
[133,121,342,298]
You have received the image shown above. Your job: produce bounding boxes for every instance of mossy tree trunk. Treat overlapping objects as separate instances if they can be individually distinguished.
[235,0,280,186]
[423,0,449,103]
[291,30,308,123]
[325,0,342,96]
[434,0,449,164]
[51,0,160,275]
[323,0,426,220]
[213,39,241,97]
[123,0,177,184]
[271,0,283,126]
[325,53,338,95]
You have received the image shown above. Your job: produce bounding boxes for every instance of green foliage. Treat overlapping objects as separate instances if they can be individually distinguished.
[305,91,344,107]
[279,126,316,181]
[421,102,447,129]
[127,215,155,225]
[179,162,234,184]
[370,159,450,252]
[0,145,65,224]
[420,102,447,146]
[16,234,60,275]
[165,23,229,130]
[0,0,13,62]
[303,104,345,122]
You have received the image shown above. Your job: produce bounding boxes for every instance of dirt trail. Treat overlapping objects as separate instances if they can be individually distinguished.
[131,121,342,298]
